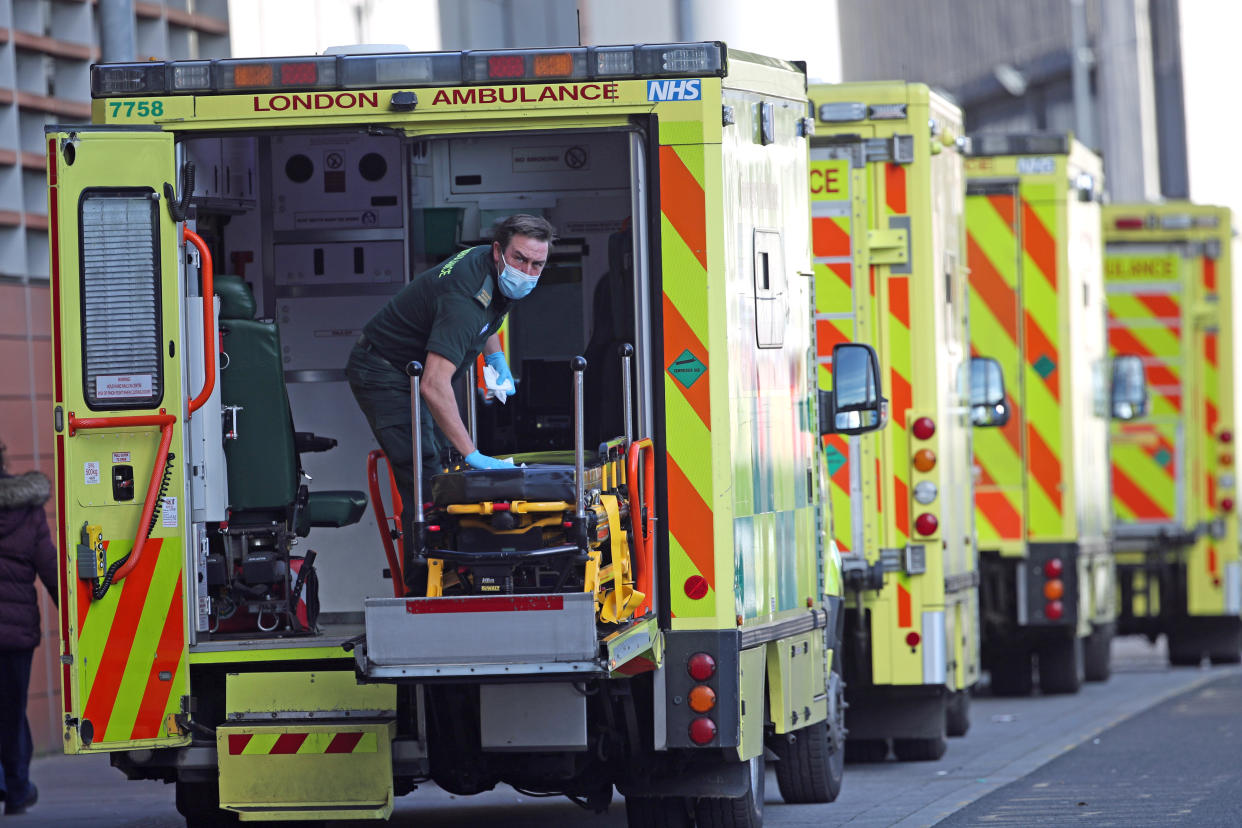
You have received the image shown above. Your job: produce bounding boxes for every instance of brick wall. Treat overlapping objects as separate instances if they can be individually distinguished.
[0,278,61,755]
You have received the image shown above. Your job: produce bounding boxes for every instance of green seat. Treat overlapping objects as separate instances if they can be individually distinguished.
[216,274,366,531]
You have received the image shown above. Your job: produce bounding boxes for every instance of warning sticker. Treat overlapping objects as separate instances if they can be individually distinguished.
[112,451,131,463]
[84,462,100,485]
[511,145,590,172]
[668,349,707,389]
[162,496,178,528]
[96,374,152,399]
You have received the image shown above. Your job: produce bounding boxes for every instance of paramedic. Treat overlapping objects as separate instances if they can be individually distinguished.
[346,214,555,581]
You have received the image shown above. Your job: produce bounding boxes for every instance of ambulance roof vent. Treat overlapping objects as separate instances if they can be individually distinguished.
[324,44,411,55]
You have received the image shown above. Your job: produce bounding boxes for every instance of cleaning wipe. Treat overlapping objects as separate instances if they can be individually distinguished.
[482,364,516,404]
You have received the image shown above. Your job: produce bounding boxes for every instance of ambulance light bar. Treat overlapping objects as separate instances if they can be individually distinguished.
[814,101,907,122]
[91,42,727,98]
[965,133,1070,157]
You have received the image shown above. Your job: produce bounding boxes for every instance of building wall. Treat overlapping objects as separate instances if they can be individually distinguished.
[0,0,230,756]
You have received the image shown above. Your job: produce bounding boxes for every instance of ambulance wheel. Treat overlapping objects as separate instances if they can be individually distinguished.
[175,779,239,828]
[773,657,844,803]
[1038,634,1084,695]
[693,755,764,828]
[844,738,888,763]
[624,795,692,828]
[892,736,947,762]
[1083,622,1114,681]
[1207,620,1242,664]
[988,650,1033,696]
[945,689,971,737]
[1166,631,1202,666]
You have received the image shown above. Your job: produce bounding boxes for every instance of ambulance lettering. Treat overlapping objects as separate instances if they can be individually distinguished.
[647,79,702,101]
[252,91,380,112]
[430,83,619,106]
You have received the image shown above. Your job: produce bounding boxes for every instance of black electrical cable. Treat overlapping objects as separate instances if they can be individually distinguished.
[92,453,175,601]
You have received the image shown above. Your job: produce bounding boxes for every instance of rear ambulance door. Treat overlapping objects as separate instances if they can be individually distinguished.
[49,129,191,751]
[966,183,1027,551]
[1104,246,1186,531]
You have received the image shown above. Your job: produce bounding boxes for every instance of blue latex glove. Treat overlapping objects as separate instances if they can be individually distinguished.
[484,351,516,398]
[465,450,513,470]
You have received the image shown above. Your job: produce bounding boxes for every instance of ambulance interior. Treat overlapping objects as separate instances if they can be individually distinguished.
[184,127,651,643]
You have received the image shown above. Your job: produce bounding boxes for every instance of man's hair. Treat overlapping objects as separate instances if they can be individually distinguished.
[491,214,557,251]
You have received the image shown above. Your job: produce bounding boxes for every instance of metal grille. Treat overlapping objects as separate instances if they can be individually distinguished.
[81,191,162,409]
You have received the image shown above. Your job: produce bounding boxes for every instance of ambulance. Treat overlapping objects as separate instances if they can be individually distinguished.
[808,82,982,762]
[1103,202,1241,665]
[965,134,1145,695]
[47,44,884,826]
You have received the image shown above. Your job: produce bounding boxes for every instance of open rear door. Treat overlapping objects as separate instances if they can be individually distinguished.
[49,128,191,752]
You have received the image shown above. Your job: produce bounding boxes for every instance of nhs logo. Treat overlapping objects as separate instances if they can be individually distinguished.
[647,79,702,102]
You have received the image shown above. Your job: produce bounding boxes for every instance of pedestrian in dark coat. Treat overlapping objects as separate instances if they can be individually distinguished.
[0,441,57,815]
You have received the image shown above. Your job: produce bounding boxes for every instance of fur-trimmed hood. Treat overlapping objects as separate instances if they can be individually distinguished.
[0,471,51,510]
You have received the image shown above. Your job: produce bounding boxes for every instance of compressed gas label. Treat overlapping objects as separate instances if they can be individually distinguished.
[162,496,178,528]
[96,374,152,399]
[84,462,100,485]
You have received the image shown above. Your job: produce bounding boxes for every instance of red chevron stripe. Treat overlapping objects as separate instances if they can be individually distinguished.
[1027,424,1063,513]
[875,458,882,515]
[1208,472,1217,509]
[326,732,365,754]
[966,232,1019,342]
[890,370,912,431]
[813,216,851,258]
[886,163,907,214]
[1113,465,1170,520]
[816,317,851,359]
[894,476,909,538]
[271,733,308,754]
[1205,332,1218,369]
[897,582,912,628]
[131,577,184,740]
[889,276,910,329]
[1207,400,1219,435]
[977,491,1022,539]
[228,734,253,755]
[1021,200,1057,290]
[659,146,706,268]
[662,294,710,429]
[1137,294,1180,320]
[1204,257,1217,293]
[666,454,715,591]
[828,261,851,287]
[82,537,164,740]
[1107,321,1182,411]
[988,193,1015,226]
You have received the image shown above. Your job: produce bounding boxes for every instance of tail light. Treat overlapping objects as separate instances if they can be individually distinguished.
[1222,454,1234,467]
[1045,600,1064,620]
[913,448,936,472]
[1043,558,1063,578]
[688,685,717,713]
[1043,579,1064,600]
[1114,217,1145,230]
[1222,498,1235,512]
[1221,430,1234,445]
[905,631,921,647]
[689,717,717,745]
[687,652,717,681]
[913,417,936,440]
[914,513,939,536]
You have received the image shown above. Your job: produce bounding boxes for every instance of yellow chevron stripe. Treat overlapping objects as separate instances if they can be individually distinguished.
[670,142,706,189]
[664,373,713,502]
[242,733,280,755]
[659,213,709,340]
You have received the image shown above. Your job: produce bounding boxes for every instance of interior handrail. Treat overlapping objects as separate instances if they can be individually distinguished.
[367,449,405,597]
[184,227,216,418]
[627,438,655,618]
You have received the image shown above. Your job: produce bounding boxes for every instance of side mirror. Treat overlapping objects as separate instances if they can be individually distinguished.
[1111,354,1148,420]
[823,343,886,435]
[969,356,1010,427]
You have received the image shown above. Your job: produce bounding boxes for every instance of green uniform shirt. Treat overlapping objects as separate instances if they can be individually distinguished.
[363,245,509,376]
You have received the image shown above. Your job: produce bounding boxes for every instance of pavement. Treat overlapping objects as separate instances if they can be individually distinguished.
[12,635,1240,827]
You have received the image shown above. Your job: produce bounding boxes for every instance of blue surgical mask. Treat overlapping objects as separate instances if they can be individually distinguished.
[497,254,539,299]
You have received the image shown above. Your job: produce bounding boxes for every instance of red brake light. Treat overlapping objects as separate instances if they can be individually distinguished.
[488,55,525,78]
[905,631,921,647]
[1221,430,1234,445]
[1114,217,1145,229]
[280,62,318,84]
[913,417,936,440]
[1045,600,1064,620]
[1043,558,1063,578]
[688,717,717,745]
[914,513,939,536]
[1222,498,1235,512]
[688,652,717,681]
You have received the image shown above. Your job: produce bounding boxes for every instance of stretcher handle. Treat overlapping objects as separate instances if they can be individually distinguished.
[184,227,216,418]
[406,361,425,525]
[619,343,634,451]
[68,411,176,584]
[627,438,655,618]
[572,356,587,521]
[366,449,405,597]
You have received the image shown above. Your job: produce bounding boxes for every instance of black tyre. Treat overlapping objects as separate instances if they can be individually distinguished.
[945,689,971,737]
[694,755,764,828]
[176,780,239,828]
[773,654,845,803]
[1083,623,1114,682]
[844,738,888,763]
[988,649,1033,696]
[625,795,693,828]
[891,736,947,762]
[1166,631,1202,666]
[1207,622,1242,665]
[1038,634,1084,695]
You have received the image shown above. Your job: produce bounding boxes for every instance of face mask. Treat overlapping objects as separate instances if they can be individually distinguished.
[497,254,539,299]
